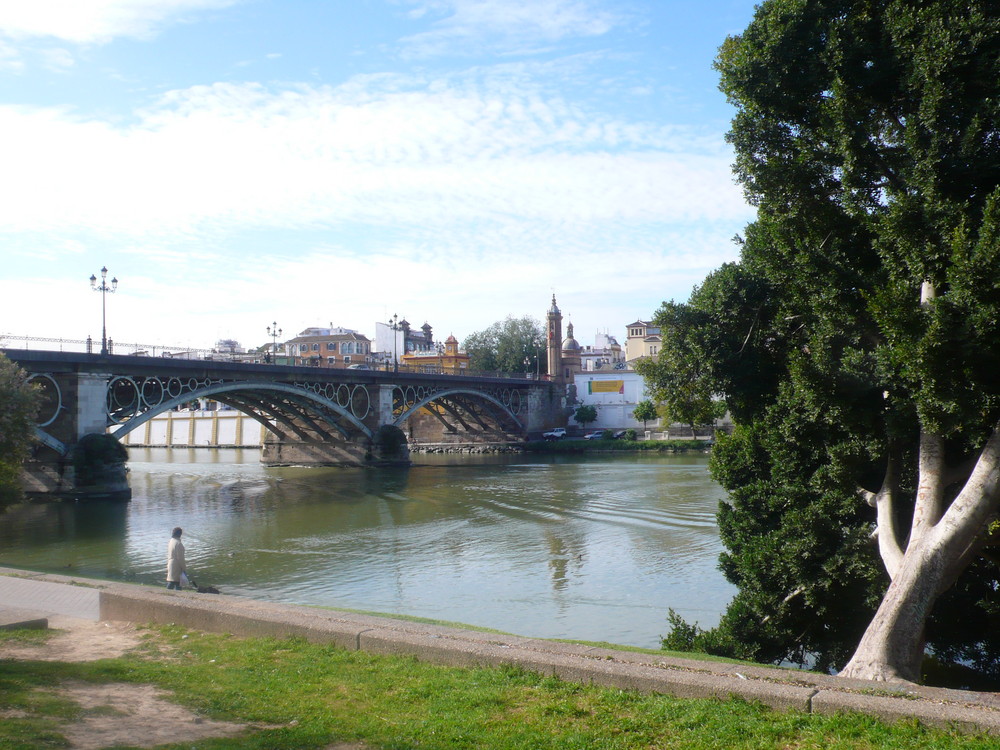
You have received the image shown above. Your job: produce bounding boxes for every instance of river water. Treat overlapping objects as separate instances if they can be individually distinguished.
[0,448,735,649]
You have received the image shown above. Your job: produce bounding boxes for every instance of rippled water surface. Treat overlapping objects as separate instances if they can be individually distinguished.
[1,449,735,648]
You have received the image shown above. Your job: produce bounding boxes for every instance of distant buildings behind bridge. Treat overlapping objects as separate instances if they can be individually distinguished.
[5,295,710,437]
[135,297,708,439]
[200,295,662,388]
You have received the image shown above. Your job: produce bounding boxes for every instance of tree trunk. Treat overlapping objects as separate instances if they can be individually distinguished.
[842,423,1000,682]
[839,539,945,682]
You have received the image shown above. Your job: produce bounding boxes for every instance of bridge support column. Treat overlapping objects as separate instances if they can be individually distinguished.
[378,384,395,427]
[22,371,131,501]
[76,372,112,437]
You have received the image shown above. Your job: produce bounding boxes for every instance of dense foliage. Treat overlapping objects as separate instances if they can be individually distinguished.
[0,353,41,508]
[651,0,1000,681]
[463,316,546,375]
[634,306,728,434]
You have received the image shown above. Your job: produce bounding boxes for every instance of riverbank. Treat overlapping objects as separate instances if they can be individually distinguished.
[408,438,714,455]
[3,568,1000,746]
[525,437,713,453]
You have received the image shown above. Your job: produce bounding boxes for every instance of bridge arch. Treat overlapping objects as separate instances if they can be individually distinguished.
[392,386,525,440]
[107,381,375,443]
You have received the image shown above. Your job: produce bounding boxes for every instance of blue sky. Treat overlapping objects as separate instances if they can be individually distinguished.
[0,0,756,354]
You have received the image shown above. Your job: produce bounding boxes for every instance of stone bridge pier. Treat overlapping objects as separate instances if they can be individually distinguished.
[20,369,132,499]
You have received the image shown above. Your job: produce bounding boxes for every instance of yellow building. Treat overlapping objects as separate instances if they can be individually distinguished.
[624,319,661,363]
[400,334,470,374]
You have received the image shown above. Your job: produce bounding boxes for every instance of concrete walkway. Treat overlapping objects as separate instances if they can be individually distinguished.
[2,567,999,735]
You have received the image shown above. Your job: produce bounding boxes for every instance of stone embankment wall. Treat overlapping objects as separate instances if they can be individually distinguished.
[409,443,524,455]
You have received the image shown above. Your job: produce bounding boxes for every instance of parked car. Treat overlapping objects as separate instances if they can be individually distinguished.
[543,428,567,440]
[583,430,604,440]
[612,430,629,439]
[346,364,372,370]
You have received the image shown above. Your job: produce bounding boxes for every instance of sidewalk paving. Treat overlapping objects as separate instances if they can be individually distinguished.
[2,566,1000,735]
[0,571,100,623]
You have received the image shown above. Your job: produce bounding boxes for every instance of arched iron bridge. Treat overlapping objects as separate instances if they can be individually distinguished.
[8,351,545,456]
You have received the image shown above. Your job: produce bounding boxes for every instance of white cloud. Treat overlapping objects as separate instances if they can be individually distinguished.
[0,67,749,350]
[0,0,239,45]
[397,0,624,58]
[38,46,76,71]
[0,75,745,241]
[0,38,22,70]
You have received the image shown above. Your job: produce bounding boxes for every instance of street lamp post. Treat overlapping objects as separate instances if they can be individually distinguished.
[389,313,400,373]
[266,322,282,364]
[89,266,118,355]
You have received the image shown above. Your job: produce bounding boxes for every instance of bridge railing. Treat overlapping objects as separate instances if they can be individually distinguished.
[2,335,552,381]
[1,334,219,359]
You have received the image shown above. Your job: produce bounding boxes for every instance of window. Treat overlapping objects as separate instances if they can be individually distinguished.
[327,357,336,364]
[327,342,336,351]
[312,343,320,351]
[299,344,308,352]
[344,355,351,363]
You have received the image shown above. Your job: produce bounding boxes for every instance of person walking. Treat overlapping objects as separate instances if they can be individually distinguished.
[166,527,186,590]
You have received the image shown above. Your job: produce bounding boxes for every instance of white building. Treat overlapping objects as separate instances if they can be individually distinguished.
[579,332,624,372]
[373,322,406,367]
[571,370,657,431]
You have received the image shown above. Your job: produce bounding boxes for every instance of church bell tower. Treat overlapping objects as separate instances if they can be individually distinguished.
[546,294,563,380]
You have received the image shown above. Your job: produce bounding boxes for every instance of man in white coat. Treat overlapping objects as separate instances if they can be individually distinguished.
[166,527,186,590]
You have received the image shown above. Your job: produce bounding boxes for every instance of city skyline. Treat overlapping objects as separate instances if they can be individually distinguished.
[0,0,756,352]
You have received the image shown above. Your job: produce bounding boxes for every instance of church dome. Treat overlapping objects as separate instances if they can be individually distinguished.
[562,321,581,351]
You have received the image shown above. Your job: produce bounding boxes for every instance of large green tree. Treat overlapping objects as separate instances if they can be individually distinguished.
[654,0,1000,683]
[634,304,728,436]
[632,400,659,430]
[463,316,546,375]
[0,353,41,508]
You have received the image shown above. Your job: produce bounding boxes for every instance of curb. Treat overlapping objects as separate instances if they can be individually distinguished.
[4,568,1000,734]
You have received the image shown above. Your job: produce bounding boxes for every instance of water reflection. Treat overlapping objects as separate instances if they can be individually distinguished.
[0,448,735,649]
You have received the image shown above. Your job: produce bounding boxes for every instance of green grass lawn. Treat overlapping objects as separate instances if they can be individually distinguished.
[2,625,998,749]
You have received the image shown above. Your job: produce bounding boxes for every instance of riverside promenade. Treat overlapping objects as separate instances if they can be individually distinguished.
[2,567,999,735]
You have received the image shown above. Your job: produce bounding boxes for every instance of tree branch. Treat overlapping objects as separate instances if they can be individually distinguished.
[864,452,904,579]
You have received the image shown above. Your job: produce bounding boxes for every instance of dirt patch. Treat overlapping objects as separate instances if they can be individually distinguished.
[60,680,247,750]
[1,616,259,749]
[0,615,142,662]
